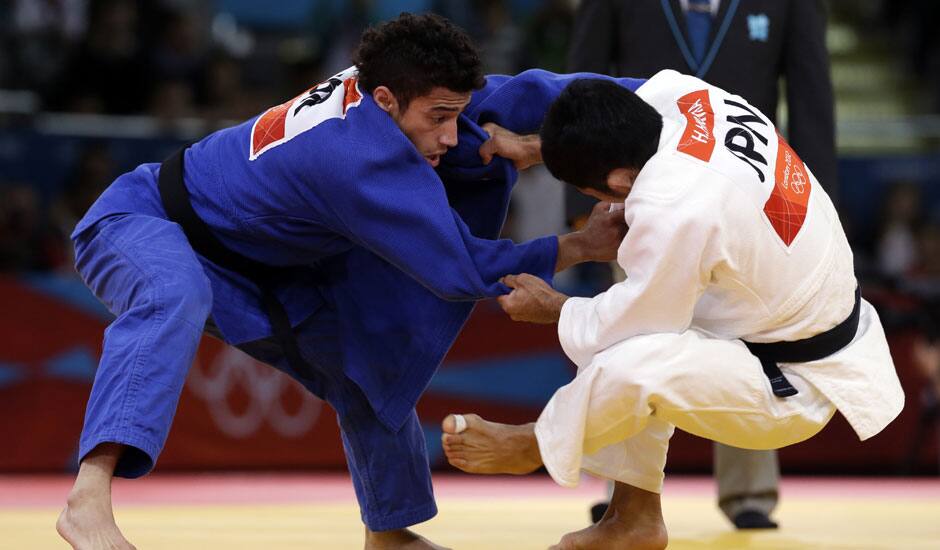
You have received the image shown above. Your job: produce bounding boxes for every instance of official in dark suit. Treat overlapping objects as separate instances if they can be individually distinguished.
[566,0,838,530]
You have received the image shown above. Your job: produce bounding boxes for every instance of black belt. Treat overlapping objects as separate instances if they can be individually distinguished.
[744,286,861,398]
[157,147,315,380]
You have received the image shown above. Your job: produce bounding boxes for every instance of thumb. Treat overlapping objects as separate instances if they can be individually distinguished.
[479,139,495,165]
[592,201,611,216]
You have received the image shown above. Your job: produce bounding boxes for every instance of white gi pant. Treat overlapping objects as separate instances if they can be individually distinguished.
[535,328,837,494]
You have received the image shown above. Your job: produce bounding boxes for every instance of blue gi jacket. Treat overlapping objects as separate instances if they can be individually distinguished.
[74,69,645,431]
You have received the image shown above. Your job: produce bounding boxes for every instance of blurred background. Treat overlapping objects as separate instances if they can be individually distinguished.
[1,0,939,478]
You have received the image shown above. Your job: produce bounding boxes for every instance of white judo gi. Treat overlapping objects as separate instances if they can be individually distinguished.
[535,70,904,493]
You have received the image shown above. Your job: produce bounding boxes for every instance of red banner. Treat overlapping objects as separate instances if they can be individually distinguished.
[1,274,934,474]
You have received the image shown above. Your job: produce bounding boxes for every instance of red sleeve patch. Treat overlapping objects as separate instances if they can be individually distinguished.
[764,133,812,246]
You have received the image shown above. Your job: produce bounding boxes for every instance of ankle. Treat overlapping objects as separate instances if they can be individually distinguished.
[517,423,543,469]
[365,527,413,549]
[365,527,406,542]
[66,484,111,509]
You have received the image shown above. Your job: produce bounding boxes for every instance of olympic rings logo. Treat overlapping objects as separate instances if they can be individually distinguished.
[791,166,808,195]
[187,345,325,439]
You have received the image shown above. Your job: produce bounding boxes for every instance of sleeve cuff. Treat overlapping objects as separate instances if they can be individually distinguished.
[558,296,594,370]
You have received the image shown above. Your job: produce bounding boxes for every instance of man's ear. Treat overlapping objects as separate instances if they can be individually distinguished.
[372,86,399,115]
[606,167,637,195]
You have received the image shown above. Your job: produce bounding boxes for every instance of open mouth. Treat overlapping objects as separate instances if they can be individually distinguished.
[425,154,442,167]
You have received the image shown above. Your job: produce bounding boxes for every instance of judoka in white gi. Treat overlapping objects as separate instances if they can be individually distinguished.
[441,71,904,549]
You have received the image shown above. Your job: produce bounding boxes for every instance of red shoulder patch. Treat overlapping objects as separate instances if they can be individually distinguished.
[676,89,716,162]
[251,91,304,159]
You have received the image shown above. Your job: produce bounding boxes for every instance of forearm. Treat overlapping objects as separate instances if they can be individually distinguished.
[518,134,543,168]
[480,126,543,170]
[555,232,590,272]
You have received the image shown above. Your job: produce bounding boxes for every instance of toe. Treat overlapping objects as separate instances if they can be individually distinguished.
[464,413,483,428]
[444,445,464,457]
[441,414,458,433]
[442,434,462,445]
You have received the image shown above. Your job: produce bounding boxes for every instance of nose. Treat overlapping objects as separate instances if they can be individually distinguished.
[440,119,458,148]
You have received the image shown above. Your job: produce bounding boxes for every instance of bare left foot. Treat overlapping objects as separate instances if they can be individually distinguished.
[364,527,450,549]
[440,413,542,474]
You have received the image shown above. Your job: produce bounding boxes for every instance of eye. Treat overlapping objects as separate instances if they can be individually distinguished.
[431,116,446,124]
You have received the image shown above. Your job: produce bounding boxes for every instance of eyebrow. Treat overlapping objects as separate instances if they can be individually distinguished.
[430,105,463,112]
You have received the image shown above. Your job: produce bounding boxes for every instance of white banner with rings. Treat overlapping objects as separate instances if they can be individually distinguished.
[187,346,325,439]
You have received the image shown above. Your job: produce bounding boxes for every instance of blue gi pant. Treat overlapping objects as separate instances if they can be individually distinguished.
[73,213,436,531]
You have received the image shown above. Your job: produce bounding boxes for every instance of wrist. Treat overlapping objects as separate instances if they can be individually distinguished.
[523,135,542,166]
[568,231,593,262]
[550,293,568,323]
[556,233,590,272]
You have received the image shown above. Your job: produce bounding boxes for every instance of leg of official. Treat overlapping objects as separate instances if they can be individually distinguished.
[714,444,779,526]
[58,216,212,550]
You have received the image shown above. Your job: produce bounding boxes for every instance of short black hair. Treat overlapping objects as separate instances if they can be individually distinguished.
[540,79,663,192]
[353,13,485,110]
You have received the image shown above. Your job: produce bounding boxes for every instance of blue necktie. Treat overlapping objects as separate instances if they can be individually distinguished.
[686,0,713,65]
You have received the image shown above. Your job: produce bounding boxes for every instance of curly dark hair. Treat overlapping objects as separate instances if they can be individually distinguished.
[353,13,485,110]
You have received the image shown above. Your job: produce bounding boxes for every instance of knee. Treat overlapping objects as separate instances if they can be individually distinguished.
[586,358,652,407]
[161,269,213,325]
[588,336,684,396]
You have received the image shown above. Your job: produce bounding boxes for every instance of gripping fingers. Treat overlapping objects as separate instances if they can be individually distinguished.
[479,139,495,165]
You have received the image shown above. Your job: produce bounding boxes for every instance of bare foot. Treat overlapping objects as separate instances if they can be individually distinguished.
[56,490,136,550]
[440,413,542,474]
[551,482,667,550]
[57,443,135,550]
[550,517,667,550]
[364,527,450,549]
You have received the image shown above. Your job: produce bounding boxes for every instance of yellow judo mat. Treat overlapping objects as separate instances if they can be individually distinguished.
[2,474,938,549]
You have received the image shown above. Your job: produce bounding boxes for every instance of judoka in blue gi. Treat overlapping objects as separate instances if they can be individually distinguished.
[56,13,643,550]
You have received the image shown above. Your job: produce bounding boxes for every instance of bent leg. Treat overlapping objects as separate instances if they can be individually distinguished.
[580,417,675,494]
[535,329,836,488]
[332,385,444,548]
[62,215,212,549]
[74,215,212,476]
[254,308,447,549]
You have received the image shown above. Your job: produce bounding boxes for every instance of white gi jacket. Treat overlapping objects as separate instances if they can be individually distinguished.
[557,70,903,445]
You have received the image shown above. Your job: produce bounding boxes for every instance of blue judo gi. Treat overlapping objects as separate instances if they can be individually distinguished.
[72,68,645,530]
